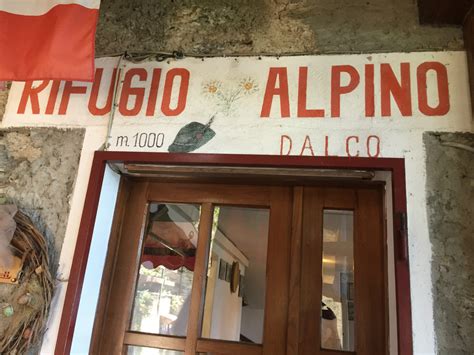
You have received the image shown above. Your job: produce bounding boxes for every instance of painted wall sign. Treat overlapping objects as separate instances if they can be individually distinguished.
[3,52,472,157]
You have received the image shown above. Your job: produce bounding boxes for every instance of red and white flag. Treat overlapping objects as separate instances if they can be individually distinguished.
[0,1,100,82]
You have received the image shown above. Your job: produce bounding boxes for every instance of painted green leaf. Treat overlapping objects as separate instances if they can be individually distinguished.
[168,122,216,153]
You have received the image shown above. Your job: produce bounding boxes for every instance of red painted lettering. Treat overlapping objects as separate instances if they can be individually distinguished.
[17,81,50,114]
[45,81,61,115]
[325,135,330,156]
[300,135,315,156]
[297,67,324,117]
[367,135,380,157]
[59,81,88,115]
[381,63,412,116]
[260,68,290,117]
[331,65,360,117]
[417,62,450,116]
[146,68,162,116]
[280,135,292,155]
[365,64,375,117]
[88,68,118,116]
[161,68,190,116]
[346,136,360,157]
[119,68,147,116]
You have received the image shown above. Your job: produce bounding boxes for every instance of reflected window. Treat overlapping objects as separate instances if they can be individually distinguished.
[130,203,201,336]
[321,210,355,352]
[201,206,269,344]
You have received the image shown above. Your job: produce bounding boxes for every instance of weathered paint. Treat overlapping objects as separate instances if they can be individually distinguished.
[3,52,471,158]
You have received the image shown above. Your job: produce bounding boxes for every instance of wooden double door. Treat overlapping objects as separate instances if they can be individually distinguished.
[92,180,387,355]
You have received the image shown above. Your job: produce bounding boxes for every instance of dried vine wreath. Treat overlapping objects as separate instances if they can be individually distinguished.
[0,211,53,354]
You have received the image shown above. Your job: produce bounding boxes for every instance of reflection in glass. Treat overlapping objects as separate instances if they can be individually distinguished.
[321,210,355,351]
[127,346,183,355]
[130,203,201,336]
[201,206,269,344]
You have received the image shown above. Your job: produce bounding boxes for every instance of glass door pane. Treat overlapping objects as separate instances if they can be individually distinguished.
[201,206,270,344]
[130,203,201,336]
[127,346,184,355]
[321,210,355,351]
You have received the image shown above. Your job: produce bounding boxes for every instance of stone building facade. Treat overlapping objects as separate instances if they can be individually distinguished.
[0,1,472,354]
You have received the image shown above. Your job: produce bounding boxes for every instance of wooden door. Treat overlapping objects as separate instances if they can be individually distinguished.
[91,181,387,355]
[91,181,293,355]
[297,186,387,355]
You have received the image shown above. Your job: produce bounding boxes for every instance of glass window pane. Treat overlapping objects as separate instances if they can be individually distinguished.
[127,346,183,355]
[130,203,201,336]
[201,206,269,344]
[321,210,355,352]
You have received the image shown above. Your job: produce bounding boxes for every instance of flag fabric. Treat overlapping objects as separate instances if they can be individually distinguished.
[0,1,100,82]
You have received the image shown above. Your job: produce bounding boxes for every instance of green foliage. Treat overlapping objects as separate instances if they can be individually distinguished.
[136,289,154,317]
[170,295,185,315]
[131,289,155,330]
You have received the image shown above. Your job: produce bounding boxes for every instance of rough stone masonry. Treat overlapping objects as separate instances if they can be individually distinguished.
[425,132,474,355]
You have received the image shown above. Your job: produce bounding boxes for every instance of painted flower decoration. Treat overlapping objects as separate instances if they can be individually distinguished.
[202,80,222,97]
[201,77,259,116]
[240,77,258,94]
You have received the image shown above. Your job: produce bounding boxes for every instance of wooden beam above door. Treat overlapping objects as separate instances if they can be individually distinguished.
[418,0,472,25]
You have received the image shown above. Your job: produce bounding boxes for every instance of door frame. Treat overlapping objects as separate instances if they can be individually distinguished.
[54,152,412,355]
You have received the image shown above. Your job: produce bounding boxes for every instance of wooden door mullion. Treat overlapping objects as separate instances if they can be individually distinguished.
[184,202,214,354]
[287,186,303,355]
[262,187,293,355]
[354,188,386,354]
[299,187,324,355]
